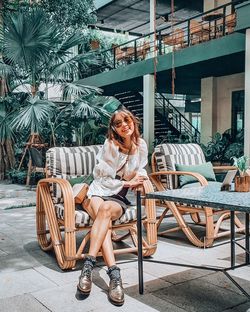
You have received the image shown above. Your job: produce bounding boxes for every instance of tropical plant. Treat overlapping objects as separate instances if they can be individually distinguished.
[231,155,249,177]
[0,116,15,179]
[69,90,121,145]
[200,129,244,164]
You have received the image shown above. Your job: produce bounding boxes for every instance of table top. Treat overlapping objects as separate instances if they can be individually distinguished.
[146,184,250,212]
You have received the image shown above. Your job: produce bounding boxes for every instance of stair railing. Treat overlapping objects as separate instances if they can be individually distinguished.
[155,93,200,143]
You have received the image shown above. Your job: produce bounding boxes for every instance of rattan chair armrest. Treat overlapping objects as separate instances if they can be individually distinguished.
[149,170,208,186]
[38,177,75,230]
[213,165,236,172]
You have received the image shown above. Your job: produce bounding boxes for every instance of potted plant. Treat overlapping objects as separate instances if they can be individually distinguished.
[232,155,250,192]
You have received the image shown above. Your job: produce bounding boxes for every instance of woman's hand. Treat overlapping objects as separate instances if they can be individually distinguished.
[123,174,148,188]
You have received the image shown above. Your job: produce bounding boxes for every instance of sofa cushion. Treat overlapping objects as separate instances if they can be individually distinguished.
[175,161,216,187]
[46,145,102,204]
[154,143,206,189]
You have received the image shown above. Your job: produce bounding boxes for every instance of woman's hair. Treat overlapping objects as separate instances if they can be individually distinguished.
[107,108,141,145]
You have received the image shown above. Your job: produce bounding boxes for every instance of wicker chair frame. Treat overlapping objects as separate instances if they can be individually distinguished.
[36,178,157,270]
[150,152,245,248]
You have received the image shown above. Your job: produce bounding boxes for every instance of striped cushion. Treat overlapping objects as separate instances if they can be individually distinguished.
[55,203,146,227]
[154,143,206,189]
[46,145,102,203]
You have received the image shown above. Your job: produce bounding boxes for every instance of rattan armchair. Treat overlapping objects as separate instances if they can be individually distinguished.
[36,145,157,270]
[150,143,245,248]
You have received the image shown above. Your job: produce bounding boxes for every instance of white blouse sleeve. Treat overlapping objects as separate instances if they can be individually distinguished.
[137,138,148,177]
[91,139,124,195]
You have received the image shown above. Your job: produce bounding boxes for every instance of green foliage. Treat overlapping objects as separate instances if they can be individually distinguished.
[231,155,249,176]
[10,96,56,133]
[39,0,96,32]
[200,129,244,164]
[7,169,44,185]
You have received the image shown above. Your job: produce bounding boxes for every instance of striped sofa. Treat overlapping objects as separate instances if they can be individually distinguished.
[46,145,140,227]
[36,144,157,269]
[150,143,244,248]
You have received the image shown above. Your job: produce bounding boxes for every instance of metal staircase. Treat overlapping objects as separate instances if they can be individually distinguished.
[114,91,200,143]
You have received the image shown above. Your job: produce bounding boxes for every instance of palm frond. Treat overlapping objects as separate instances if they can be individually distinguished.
[4,8,59,70]
[71,100,100,119]
[10,96,56,133]
[0,116,15,143]
[56,32,86,57]
[62,82,102,100]
[0,62,13,77]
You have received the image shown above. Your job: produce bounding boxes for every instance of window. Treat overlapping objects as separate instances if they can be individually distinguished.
[231,90,244,139]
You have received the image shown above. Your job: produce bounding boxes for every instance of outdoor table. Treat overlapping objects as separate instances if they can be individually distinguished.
[136,184,250,298]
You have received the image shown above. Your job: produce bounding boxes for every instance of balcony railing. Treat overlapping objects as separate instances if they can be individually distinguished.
[82,0,245,79]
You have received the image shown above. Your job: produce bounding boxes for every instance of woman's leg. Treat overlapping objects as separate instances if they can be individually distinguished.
[88,197,123,259]
[89,198,124,305]
[82,197,121,266]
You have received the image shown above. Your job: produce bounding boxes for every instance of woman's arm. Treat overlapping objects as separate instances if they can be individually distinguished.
[92,139,125,193]
[137,138,148,177]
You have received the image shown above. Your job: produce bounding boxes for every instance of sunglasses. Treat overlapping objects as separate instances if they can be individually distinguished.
[113,116,133,129]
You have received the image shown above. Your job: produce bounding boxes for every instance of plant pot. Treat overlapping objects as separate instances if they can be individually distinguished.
[235,175,250,192]
[90,40,100,50]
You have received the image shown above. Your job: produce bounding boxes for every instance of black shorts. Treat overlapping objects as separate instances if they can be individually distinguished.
[93,195,127,213]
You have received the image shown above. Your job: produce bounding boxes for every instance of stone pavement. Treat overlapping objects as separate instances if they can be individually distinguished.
[0,182,250,312]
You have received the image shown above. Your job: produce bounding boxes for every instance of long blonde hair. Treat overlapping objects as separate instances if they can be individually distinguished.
[107,108,140,146]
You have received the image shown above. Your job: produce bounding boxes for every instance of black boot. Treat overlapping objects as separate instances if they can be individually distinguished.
[77,255,96,294]
[107,265,124,306]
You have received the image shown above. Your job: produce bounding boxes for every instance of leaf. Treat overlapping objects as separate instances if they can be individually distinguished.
[10,96,56,133]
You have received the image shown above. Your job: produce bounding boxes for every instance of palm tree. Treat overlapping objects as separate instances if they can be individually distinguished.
[0,8,100,136]
[0,7,101,178]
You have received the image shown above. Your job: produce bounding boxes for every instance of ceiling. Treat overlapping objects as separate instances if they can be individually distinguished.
[93,0,204,36]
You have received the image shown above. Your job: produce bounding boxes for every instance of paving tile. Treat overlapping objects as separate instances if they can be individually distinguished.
[0,268,57,299]
[152,277,247,312]
[0,294,50,312]
[199,271,250,296]
[32,283,112,312]
[162,268,212,284]
[123,293,188,312]
[222,301,250,311]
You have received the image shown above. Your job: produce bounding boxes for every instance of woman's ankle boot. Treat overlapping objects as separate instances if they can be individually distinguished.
[107,265,124,306]
[78,255,96,294]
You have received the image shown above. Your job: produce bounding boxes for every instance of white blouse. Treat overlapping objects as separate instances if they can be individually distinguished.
[87,138,148,197]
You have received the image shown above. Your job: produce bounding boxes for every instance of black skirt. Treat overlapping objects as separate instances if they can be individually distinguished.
[93,187,131,212]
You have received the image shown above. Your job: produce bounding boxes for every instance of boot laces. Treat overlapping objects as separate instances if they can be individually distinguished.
[81,264,92,279]
[111,277,122,288]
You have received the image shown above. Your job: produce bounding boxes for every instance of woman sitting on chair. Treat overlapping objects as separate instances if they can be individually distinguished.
[77,108,148,306]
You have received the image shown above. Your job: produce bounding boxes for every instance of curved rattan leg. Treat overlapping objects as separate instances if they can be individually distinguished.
[37,181,76,270]
[190,212,203,224]
[36,184,53,251]
[141,180,157,256]
[203,207,215,247]
[166,201,206,247]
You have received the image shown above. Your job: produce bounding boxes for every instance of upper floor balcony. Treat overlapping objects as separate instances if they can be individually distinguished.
[79,0,250,94]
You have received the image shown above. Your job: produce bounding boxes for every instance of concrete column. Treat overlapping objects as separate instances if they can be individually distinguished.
[149,0,156,58]
[244,28,250,157]
[201,77,217,144]
[143,74,155,153]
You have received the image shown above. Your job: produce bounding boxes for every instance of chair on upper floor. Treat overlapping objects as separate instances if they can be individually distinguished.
[150,143,245,248]
[190,20,210,44]
[225,12,236,34]
[163,28,185,49]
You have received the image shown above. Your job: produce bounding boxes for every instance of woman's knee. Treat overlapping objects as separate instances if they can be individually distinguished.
[98,202,112,218]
